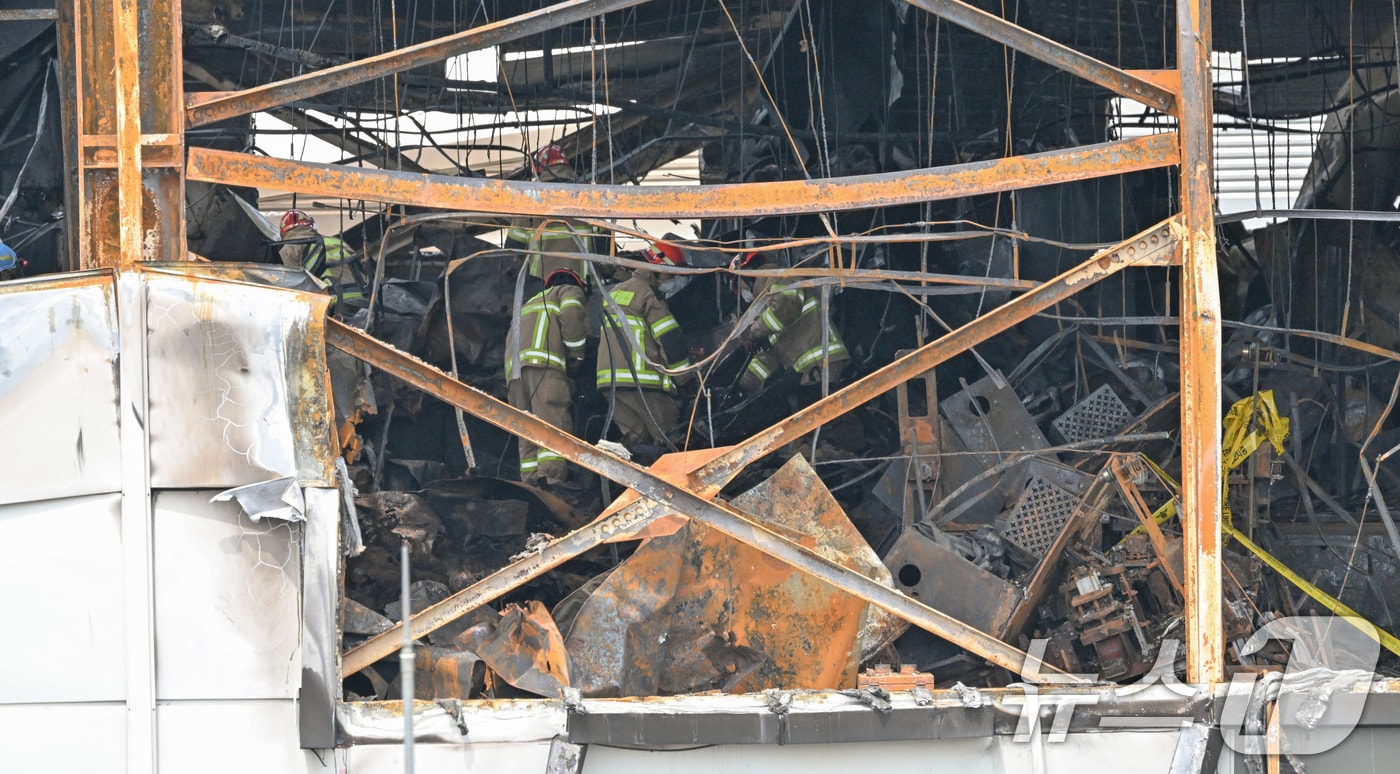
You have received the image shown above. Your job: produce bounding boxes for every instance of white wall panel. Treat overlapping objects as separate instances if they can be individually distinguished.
[0,703,126,774]
[153,491,301,699]
[156,701,332,773]
[0,275,121,506]
[0,493,125,703]
[346,742,552,773]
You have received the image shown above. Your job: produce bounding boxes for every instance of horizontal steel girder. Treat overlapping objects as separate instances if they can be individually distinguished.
[337,218,1178,679]
[903,0,1176,114]
[185,0,653,128]
[186,133,1179,219]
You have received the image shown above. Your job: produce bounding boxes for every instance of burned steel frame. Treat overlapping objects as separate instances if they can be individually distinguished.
[902,0,1176,114]
[328,319,1072,683]
[186,133,1180,218]
[338,220,1177,678]
[64,0,186,269]
[184,0,654,128]
[1177,0,1224,685]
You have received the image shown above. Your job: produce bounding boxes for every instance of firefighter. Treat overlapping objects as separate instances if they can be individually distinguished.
[505,268,590,488]
[504,145,607,294]
[277,209,368,308]
[596,240,692,451]
[732,251,849,393]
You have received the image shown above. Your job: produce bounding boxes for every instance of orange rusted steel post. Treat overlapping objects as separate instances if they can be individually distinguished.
[901,0,1175,114]
[327,320,1077,684]
[1177,0,1224,685]
[114,0,142,270]
[184,0,652,129]
[337,223,1175,676]
[186,134,1180,219]
[65,0,186,269]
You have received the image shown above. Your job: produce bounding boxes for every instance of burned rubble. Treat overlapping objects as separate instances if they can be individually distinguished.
[329,208,1400,702]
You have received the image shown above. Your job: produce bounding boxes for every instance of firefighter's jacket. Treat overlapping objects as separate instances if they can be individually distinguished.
[506,217,606,285]
[278,225,366,302]
[744,275,849,383]
[505,285,588,377]
[596,272,690,393]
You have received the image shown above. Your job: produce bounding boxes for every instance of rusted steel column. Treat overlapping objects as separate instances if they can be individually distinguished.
[328,320,1075,683]
[901,0,1175,113]
[114,0,142,269]
[65,0,185,268]
[185,0,651,128]
[186,134,1180,219]
[1177,0,1224,685]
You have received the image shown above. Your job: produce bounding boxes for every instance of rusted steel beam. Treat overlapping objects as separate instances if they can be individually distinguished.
[329,321,1073,683]
[1177,0,1224,686]
[184,0,652,128]
[186,133,1180,219]
[902,0,1176,114]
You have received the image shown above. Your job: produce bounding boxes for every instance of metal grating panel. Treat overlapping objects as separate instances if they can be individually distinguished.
[1002,476,1081,558]
[1052,384,1132,443]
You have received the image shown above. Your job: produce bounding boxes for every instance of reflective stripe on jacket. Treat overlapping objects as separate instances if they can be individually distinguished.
[505,285,588,376]
[279,226,366,301]
[506,218,604,284]
[745,275,848,382]
[596,274,690,392]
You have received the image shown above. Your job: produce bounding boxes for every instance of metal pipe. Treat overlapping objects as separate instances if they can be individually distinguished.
[1176,0,1224,685]
[400,542,414,774]
[902,0,1176,114]
[186,133,1180,219]
[328,319,1079,683]
[185,0,653,128]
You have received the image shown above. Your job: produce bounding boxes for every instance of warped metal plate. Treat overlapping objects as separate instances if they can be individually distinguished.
[0,273,121,506]
[144,271,335,488]
[565,454,900,697]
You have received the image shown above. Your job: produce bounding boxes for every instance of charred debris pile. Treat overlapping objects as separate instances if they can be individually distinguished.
[334,220,1400,702]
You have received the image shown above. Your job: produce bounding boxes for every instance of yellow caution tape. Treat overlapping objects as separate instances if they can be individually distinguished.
[1116,391,1400,656]
[1122,456,1180,539]
[1221,390,1290,531]
[1224,524,1400,657]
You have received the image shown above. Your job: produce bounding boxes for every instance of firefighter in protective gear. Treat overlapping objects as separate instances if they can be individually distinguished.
[505,145,607,291]
[277,209,368,307]
[596,240,691,448]
[734,252,849,393]
[505,268,589,486]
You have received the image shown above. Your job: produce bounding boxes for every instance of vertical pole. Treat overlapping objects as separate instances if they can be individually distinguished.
[113,0,143,269]
[400,542,415,774]
[1176,0,1224,685]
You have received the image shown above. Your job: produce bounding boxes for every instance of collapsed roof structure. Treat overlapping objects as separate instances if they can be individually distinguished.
[7,0,1400,771]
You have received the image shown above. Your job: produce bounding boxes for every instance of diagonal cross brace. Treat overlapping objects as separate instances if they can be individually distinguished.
[337,218,1178,680]
[185,0,654,128]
